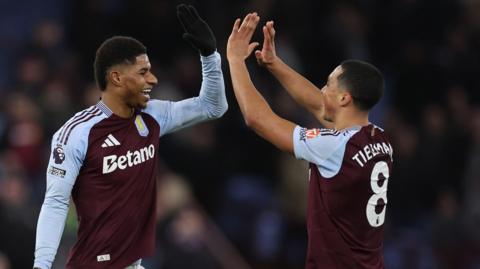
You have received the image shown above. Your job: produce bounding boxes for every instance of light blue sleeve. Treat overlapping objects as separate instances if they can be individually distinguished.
[34,129,87,269]
[143,52,228,137]
[293,126,359,178]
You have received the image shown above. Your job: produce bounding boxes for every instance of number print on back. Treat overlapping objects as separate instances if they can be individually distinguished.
[366,161,389,227]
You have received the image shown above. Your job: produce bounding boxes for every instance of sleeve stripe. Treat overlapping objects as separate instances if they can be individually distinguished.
[319,128,340,136]
[59,107,100,144]
[57,106,97,143]
[61,109,102,145]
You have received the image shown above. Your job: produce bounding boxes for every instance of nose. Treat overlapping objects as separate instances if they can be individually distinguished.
[147,72,158,86]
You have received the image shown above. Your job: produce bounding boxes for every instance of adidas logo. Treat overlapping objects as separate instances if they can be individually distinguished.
[102,134,121,148]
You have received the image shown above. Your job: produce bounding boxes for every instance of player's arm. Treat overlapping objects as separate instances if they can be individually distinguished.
[34,133,85,269]
[254,21,333,129]
[34,179,73,269]
[227,13,295,153]
[144,50,227,136]
[144,5,227,136]
[153,52,227,136]
[176,4,227,118]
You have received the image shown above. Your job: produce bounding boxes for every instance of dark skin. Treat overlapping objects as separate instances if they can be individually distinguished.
[101,54,158,118]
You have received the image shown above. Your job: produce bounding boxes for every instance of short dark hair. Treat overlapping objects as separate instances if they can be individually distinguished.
[94,36,147,91]
[338,60,384,111]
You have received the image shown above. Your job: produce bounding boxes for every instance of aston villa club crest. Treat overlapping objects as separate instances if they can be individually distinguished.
[53,144,65,164]
[134,115,149,137]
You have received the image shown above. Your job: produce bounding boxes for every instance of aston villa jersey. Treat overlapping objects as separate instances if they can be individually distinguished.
[44,101,161,268]
[34,52,227,269]
[293,124,393,269]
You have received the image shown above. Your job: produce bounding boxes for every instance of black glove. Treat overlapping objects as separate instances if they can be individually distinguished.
[176,4,216,56]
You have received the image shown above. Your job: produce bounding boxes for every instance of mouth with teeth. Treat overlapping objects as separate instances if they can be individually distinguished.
[141,88,152,100]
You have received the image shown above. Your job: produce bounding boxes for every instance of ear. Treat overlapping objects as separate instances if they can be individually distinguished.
[338,91,353,107]
[108,69,123,88]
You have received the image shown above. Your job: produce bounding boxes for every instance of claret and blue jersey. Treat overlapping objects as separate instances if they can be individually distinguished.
[34,52,227,269]
[56,101,160,269]
[293,124,393,269]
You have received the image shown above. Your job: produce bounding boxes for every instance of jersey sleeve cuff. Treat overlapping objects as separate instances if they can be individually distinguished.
[200,51,220,64]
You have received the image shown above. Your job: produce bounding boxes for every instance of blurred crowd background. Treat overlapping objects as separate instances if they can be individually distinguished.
[0,0,480,268]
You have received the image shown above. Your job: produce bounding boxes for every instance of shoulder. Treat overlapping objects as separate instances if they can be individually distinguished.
[141,99,171,126]
[293,126,361,163]
[53,105,107,146]
[298,126,360,145]
[142,99,170,113]
[350,124,391,144]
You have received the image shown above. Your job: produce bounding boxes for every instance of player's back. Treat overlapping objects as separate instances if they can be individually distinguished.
[293,124,392,269]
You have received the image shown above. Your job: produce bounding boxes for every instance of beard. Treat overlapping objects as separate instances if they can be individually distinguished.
[125,90,149,111]
[129,100,147,110]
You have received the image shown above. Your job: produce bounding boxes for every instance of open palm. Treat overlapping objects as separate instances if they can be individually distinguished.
[227,13,260,62]
[255,21,278,67]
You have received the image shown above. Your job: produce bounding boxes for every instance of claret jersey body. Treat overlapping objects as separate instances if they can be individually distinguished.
[43,101,168,268]
[293,124,393,269]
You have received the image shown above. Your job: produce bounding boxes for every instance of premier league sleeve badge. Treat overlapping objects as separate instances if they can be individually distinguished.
[53,144,66,164]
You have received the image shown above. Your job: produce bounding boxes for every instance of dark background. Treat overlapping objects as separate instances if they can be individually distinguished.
[0,0,479,268]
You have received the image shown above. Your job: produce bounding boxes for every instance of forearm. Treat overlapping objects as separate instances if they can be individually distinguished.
[267,58,323,111]
[34,177,73,269]
[229,61,272,125]
[226,13,296,152]
[153,52,227,136]
[34,197,69,269]
[268,59,334,128]
[229,60,295,152]
[199,52,228,118]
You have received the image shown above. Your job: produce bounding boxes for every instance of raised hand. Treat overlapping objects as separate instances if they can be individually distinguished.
[177,4,216,56]
[255,21,278,67]
[227,12,261,63]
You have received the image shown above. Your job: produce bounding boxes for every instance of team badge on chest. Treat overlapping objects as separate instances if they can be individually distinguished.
[134,114,149,137]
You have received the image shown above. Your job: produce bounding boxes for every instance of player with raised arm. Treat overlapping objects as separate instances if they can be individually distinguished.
[33,5,227,269]
[227,13,392,269]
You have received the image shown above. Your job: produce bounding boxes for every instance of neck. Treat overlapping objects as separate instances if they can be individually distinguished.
[333,108,370,130]
[101,89,133,118]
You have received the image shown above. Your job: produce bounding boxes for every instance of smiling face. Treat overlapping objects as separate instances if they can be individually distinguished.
[115,54,158,110]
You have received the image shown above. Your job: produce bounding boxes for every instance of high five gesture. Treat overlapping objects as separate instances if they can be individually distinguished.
[227,13,260,62]
[254,21,278,67]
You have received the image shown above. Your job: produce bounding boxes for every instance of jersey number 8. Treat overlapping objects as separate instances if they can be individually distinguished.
[366,161,389,227]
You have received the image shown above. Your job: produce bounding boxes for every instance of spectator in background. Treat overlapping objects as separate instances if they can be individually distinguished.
[463,108,480,262]
[153,173,251,269]
[0,176,36,269]
[0,252,10,269]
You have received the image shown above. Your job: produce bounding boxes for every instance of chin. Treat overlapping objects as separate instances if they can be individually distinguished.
[132,100,148,110]
[138,102,148,109]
